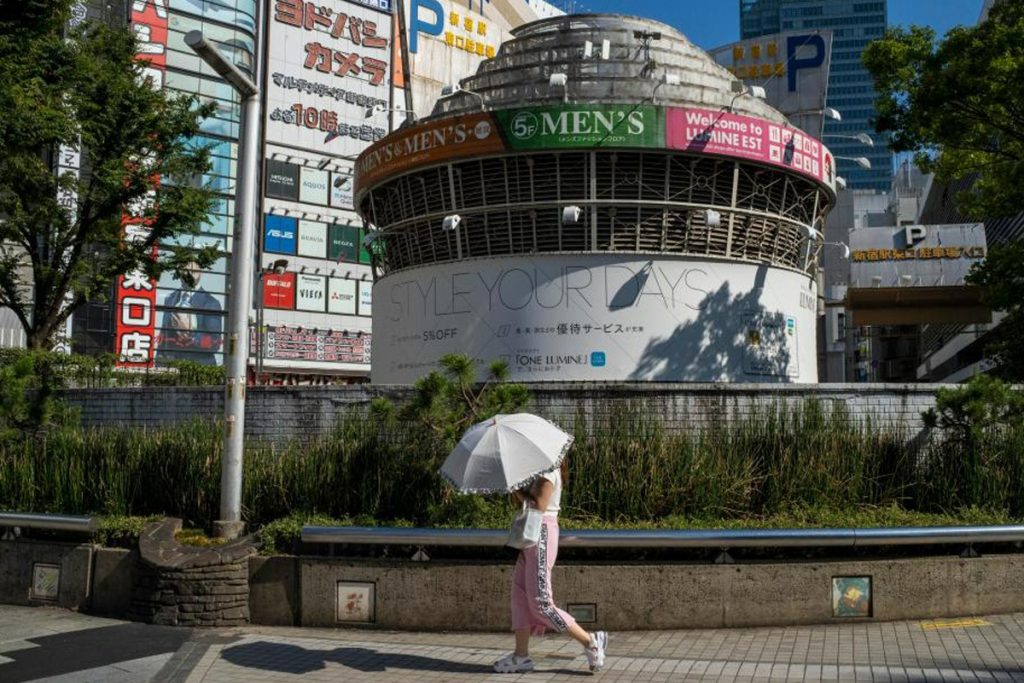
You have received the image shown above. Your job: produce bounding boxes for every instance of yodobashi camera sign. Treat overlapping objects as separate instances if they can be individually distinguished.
[372,254,817,384]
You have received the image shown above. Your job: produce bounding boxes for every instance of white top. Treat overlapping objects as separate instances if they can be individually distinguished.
[537,468,562,516]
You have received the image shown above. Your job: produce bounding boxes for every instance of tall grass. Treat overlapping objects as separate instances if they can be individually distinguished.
[2,401,1023,528]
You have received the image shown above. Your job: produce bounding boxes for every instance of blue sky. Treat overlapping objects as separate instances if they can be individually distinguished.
[563,0,985,50]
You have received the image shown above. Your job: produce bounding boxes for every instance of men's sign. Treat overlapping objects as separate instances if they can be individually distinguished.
[354,112,503,194]
[497,105,663,150]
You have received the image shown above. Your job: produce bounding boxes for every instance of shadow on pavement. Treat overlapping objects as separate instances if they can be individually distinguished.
[221,641,591,676]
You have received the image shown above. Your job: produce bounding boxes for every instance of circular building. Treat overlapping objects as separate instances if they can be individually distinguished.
[355,14,836,384]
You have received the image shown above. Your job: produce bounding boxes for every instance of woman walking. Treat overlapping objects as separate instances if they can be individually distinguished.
[494,461,608,675]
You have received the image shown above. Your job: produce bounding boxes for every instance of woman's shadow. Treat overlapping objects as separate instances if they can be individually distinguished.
[221,641,590,676]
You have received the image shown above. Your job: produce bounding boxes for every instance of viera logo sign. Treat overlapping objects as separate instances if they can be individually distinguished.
[511,109,647,140]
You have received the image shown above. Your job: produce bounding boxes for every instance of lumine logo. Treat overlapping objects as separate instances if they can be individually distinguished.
[510,109,647,140]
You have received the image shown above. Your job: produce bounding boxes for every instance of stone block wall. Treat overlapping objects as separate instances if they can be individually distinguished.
[128,518,255,627]
[60,383,943,443]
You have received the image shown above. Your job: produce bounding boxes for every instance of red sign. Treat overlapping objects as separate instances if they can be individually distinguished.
[666,107,835,191]
[115,0,167,367]
[264,272,297,309]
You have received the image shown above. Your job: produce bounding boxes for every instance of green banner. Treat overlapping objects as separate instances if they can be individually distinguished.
[497,105,664,150]
[329,224,359,263]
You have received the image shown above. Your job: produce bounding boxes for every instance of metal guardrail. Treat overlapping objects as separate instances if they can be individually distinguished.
[302,525,1024,551]
[0,512,98,535]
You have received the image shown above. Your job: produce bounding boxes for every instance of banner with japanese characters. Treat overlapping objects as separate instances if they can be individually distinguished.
[116,0,168,368]
[266,0,394,158]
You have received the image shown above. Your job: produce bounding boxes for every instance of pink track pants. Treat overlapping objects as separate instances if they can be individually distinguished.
[510,515,578,636]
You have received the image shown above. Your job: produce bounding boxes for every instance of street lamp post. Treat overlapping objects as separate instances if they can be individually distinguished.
[185,30,260,540]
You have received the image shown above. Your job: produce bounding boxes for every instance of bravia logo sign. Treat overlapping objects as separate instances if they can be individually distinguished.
[512,109,647,140]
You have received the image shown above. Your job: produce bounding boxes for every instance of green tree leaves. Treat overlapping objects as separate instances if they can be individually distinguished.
[0,0,217,349]
[864,3,1024,218]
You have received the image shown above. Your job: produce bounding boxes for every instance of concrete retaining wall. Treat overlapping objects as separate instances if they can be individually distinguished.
[60,383,942,442]
[295,554,1024,631]
[4,540,1022,630]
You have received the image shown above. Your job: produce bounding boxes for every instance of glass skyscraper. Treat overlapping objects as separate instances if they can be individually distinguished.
[740,0,891,191]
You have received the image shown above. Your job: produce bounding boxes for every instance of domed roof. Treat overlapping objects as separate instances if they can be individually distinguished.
[429,13,790,125]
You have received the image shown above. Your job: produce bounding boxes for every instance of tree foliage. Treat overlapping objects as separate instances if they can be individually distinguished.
[864,2,1024,218]
[0,0,217,349]
[865,4,1024,378]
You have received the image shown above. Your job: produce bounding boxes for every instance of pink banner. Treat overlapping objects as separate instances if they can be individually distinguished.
[666,108,835,191]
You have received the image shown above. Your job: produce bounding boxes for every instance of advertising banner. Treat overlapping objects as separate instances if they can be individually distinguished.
[116,0,167,368]
[330,171,355,208]
[297,219,327,258]
[498,105,663,150]
[328,277,358,314]
[354,111,503,194]
[265,214,298,254]
[299,167,329,205]
[262,326,371,364]
[296,273,327,311]
[266,159,300,200]
[372,254,816,384]
[666,107,836,191]
[264,272,296,309]
[329,223,360,262]
[266,0,393,157]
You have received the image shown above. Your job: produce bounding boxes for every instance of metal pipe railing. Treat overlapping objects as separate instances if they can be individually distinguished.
[302,525,1024,549]
[0,512,97,534]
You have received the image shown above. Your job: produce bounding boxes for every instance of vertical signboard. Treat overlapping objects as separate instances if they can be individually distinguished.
[265,214,298,254]
[266,0,394,157]
[708,31,833,139]
[328,278,358,314]
[296,274,327,311]
[266,159,300,200]
[116,0,167,367]
[297,219,327,257]
[264,272,297,309]
[358,280,372,316]
[299,167,329,205]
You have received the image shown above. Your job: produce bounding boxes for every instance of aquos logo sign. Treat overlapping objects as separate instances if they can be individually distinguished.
[500,105,662,149]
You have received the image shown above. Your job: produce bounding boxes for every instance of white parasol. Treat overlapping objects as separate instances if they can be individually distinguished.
[440,413,574,494]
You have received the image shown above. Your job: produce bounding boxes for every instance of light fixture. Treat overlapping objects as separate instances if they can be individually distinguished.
[728,82,767,111]
[633,29,662,41]
[300,265,306,273]
[871,275,883,288]
[442,214,462,231]
[549,72,568,88]
[271,258,289,274]
[583,39,611,59]
[317,158,331,170]
[800,223,822,240]
[748,85,767,99]
[183,31,257,97]
[561,205,582,225]
[837,156,872,170]
[824,107,842,121]
[663,73,681,86]
[825,242,851,259]
[703,209,721,228]
[835,176,848,190]
[362,230,379,248]
[900,274,914,286]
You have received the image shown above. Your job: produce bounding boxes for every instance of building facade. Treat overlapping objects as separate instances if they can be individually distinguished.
[740,0,890,192]
[65,0,559,382]
[357,14,837,384]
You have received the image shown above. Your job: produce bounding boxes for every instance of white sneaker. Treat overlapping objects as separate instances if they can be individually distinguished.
[494,653,535,673]
[585,631,607,673]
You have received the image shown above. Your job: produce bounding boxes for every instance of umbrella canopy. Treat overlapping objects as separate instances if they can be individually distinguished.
[440,413,573,494]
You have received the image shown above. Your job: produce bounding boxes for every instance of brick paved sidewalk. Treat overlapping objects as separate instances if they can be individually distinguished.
[167,614,1024,683]
[4,606,1024,682]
